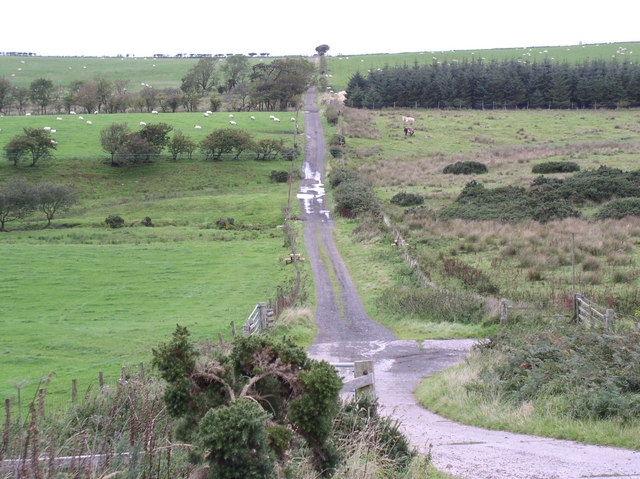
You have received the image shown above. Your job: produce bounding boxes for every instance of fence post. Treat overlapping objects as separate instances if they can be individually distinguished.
[139,362,145,381]
[258,302,268,330]
[99,372,104,390]
[231,321,236,337]
[354,360,375,399]
[605,309,614,332]
[71,379,77,404]
[499,298,509,325]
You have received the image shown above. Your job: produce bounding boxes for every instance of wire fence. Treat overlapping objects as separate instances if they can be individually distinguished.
[575,295,640,333]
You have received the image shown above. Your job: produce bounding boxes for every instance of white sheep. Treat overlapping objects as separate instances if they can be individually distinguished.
[250,115,256,120]
[51,129,57,134]
[229,114,234,118]
[290,117,296,121]
[56,117,62,120]
[269,115,275,119]
[78,116,84,120]
[203,113,209,117]
[194,125,202,129]
[69,111,76,115]
[139,121,147,126]
[229,120,237,125]
[25,112,31,116]
[86,120,93,125]
[94,110,99,114]
[273,117,280,122]
[151,110,158,114]
[43,126,51,131]
[206,110,213,115]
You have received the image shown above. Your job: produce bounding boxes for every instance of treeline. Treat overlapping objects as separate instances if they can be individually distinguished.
[0,57,315,115]
[345,59,640,109]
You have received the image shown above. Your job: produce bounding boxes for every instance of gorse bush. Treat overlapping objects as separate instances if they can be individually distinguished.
[390,192,425,207]
[597,197,640,219]
[532,161,580,174]
[330,168,381,218]
[442,161,488,175]
[104,214,125,228]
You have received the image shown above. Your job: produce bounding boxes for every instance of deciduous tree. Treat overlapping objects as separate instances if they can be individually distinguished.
[0,179,37,231]
[35,182,78,227]
[29,78,54,114]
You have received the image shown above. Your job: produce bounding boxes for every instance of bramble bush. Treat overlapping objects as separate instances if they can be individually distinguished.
[471,322,640,421]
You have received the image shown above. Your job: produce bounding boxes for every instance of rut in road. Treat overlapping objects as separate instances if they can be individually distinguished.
[298,87,640,479]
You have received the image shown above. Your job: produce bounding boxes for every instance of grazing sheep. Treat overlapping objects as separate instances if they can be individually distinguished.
[402,116,415,123]
[94,110,99,114]
[206,110,213,114]
[290,117,296,121]
[139,121,147,126]
[69,111,76,115]
[194,125,202,129]
[86,120,93,125]
[229,120,237,125]
[51,129,56,134]
[151,110,158,114]
[269,115,275,119]
[56,117,62,120]
[43,126,51,131]
[229,114,234,118]
[250,115,256,120]
[273,117,280,122]
[204,113,209,117]
[25,112,31,116]
[78,116,84,120]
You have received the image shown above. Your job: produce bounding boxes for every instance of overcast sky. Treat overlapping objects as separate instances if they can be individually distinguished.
[2,0,638,57]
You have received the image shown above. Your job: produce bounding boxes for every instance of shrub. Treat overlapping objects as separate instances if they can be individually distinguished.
[324,105,339,125]
[328,167,361,189]
[104,215,124,228]
[329,134,346,146]
[443,161,488,175]
[141,216,154,227]
[597,197,640,219]
[532,161,580,174]
[215,217,235,229]
[390,192,424,207]
[334,178,380,218]
[269,170,289,183]
[329,146,344,158]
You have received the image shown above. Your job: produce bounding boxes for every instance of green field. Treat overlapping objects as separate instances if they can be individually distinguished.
[0,55,278,91]
[0,111,305,406]
[325,42,640,91]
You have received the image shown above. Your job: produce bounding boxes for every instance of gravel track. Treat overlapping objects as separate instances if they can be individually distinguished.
[299,87,640,479]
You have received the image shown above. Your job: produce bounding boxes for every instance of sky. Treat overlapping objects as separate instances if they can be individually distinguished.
[2,0,638,57]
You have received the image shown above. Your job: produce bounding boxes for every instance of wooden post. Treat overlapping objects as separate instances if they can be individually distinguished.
[71,379,77,404]
[38,388,45,417]
[4,398,10,430]
[99,372,104,390]
[499,298,508,326]
[218,332,224,345]
[605,309,614,332]
[139,362,145,381]
[258,302,268,331]
[354,360,375,399]
[230,321,236,337]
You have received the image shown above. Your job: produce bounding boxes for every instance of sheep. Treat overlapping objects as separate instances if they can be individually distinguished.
[203,113,209,117]
[194,125,202,129]
[94,110,99,114]
[139,121,147,126]
[206,110,213,115]
[250,116,256,120]
[269,115,275,119]
[151,110,158,114]
[78,116,84,120]
[86,120,93,125]
[25,112,31,116]
[402,116,415,123]
[43,126,51,131]
[290,117,296,121]
[229,120,237,125]
[51,129,57,134]
[229,114,234,118]
[69,111,76,115]
[273,117,280,122]
[56,117,62,120]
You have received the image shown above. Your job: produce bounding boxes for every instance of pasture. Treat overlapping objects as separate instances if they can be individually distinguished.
[0,111,305,406]
[328,105,640,329]
[325,42,640,91]
[0,55,276,91]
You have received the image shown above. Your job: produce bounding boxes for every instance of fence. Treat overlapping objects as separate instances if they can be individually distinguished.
[243,302,271,335]
[331,360,376,398]
[575,295,639,332]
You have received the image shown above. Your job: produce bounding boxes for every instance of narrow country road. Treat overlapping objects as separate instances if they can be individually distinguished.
[299,87,640,479]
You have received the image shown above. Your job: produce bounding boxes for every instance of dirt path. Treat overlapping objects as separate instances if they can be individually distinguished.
[299,87,640,479]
